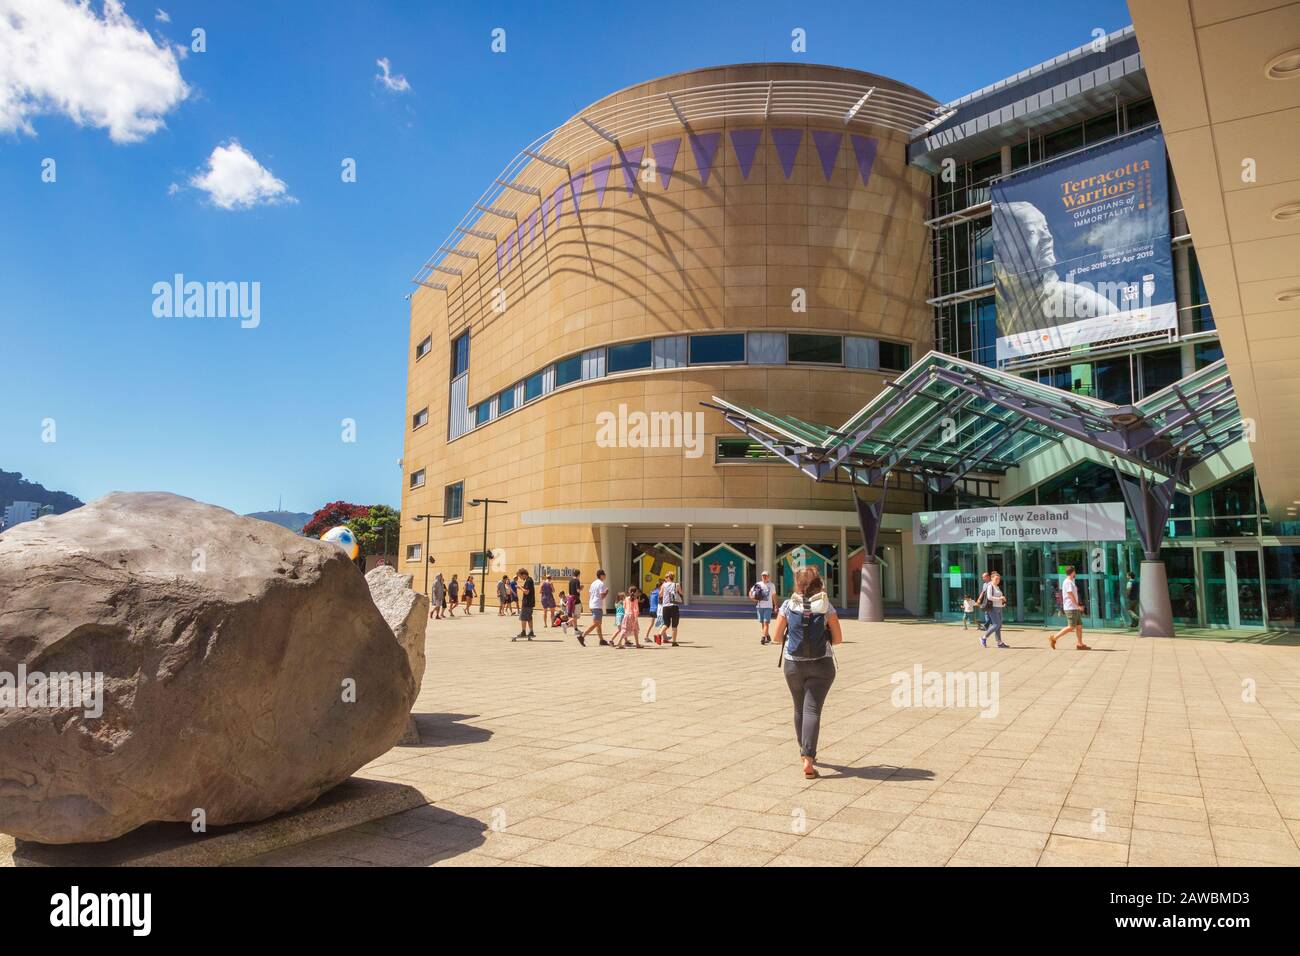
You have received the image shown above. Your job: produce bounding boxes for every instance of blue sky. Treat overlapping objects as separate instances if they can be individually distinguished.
[0,0,1132,516]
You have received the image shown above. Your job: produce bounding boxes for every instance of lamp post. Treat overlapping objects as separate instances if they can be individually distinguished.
[412,514,443,595]
[469,497,508,613]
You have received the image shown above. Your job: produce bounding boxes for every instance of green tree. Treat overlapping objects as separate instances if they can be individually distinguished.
[347,505,400,557]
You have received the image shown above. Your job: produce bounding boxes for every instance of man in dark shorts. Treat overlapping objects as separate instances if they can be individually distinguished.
[659,572,683,646]
[513,568,538,641]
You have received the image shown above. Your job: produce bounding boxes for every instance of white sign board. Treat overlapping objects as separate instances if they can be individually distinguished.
[912,503,1127,544]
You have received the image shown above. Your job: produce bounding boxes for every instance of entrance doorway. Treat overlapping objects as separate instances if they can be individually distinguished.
[1200,547,1265,628]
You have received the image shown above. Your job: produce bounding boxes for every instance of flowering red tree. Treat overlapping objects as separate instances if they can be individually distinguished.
[302,501,371,540]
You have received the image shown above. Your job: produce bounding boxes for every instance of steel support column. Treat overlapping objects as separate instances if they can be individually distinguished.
[1113,465,1179,637]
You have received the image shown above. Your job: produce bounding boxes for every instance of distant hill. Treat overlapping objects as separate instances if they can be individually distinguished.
[0,469,83,514]
[245,510,312,534]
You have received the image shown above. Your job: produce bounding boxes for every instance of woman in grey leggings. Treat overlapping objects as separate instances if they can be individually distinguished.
[772,568,844,779]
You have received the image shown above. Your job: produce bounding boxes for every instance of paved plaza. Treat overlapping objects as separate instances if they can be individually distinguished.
[247,612,1300,867]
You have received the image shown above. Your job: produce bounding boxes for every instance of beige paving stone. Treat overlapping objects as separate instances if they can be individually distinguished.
[239,616,1300,866]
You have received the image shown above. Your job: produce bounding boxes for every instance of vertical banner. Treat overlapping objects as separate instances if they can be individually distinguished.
[992,129,1175,363]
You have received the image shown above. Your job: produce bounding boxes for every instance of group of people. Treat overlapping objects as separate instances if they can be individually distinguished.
[960,565,1091,650]
[564,569,685,648]
[428,572,476,618]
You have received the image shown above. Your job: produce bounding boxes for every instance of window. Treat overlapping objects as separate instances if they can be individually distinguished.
[1083,112,1120,146]
[475,402,491,426]
[1042,122,1084,159]
[469,551,490,571]
[524,371,544,402]
[497,386,516,414]
[406,544,422,562]
[451,331,470,379]
[690,333,746,365]
[1126,97,1157,130]
[607,339,652,373]
[1140,348,1182,397]
[555,354,583,387]
[1183,248,1215,333]
[1195,342,1224,369]
[412,407,429,430]
[443,482,464,522]
[879,341,911,371]
[715,438,779,463]
[409,469,426,489]
[415,336,432,360]
[787,333,842,365]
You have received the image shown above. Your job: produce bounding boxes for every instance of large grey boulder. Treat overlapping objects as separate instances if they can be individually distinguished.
[364,566,428,744]
[0,492,416,844]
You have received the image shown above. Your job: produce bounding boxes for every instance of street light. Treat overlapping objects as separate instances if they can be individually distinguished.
[411,514,443,595]
[469,497,508,613]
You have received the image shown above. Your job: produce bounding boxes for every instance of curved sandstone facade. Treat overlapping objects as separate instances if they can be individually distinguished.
[402,63,936,606]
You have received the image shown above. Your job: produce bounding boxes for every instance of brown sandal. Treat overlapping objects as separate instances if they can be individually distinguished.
[1076,643,1091,650]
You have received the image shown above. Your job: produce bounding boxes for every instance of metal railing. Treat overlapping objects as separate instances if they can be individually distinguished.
[412,77,940,290]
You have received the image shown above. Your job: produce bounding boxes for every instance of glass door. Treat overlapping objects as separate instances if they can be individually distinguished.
[1201,549,1230,626]
[1234,549,1265,628]
[1200,547,1266,628]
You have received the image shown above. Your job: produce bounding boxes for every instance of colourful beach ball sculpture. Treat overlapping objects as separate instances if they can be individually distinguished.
[320,525,359,560]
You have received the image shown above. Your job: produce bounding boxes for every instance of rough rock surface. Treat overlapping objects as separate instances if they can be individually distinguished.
[0,492,415,844]
[364,566,428,745]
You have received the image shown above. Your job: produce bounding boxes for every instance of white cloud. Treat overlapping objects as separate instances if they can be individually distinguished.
[0,0,189,143]
[188,141,294,211]
[155,8,169,23]
[375,57,410,93]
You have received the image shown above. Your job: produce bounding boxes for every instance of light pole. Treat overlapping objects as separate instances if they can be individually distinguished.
[412,514,443,595]
[469,497,508,613]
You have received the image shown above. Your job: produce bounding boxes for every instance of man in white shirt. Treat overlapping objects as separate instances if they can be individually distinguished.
[578,569,610,647]
[1048,565,1091,650]
[752,570,775,645]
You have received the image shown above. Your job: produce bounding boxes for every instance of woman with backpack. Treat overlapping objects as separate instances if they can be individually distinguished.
[771,567,843,779]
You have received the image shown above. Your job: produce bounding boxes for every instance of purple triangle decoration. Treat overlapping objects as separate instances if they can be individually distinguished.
[812,130,843,181]
[504,230,517,267]
[618,146,644,195]
[689,131,721,185]
[530,209,542,246]
[772,128,802,179]
[550,183,566,229]
[590,157,613,206]
[496,241,505,275]
[730,129,761,180]
[515,220,527,257]
[850,135,878,186]
[569,169,586,217]
[650,138,680,189]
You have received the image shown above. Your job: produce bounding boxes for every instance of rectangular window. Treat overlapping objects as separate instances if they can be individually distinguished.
[787,333,842,365]
[469,551,490,571]
[406,544,422,562]
[409,469,425,489]
[1194,342,1224,369]
[416,336,432,360]
[412,407,429,430]
[555,354,583,387]
[607,339,652,373]
[879,341,911,371]
[443,482,464,522]
[715,438,779,463]
[1140,348,1182,397]
[689,333,746,365]
[497,386,515,414]
[524,371,545,402]
[451,331,470,379]
[1126,97,1157,130]
[475,402,491,426]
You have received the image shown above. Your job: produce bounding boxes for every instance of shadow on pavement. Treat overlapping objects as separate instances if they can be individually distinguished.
[410,713,492,747]
[819,764,936,782]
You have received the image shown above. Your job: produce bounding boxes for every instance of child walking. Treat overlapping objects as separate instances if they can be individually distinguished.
[961,595,976,630]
